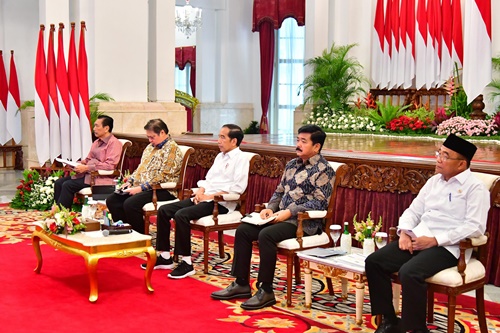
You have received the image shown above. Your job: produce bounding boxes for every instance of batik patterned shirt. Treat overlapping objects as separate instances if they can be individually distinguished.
[128,137,183,197]
[267,154,336,235]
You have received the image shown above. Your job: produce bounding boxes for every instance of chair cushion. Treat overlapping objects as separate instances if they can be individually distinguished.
[191,211,243,227]
[277,232,330,250]
[79,187,92,196]
[142,199,180,212]
[425,258,485,287]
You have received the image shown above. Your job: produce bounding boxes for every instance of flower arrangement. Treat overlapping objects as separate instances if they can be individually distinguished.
[436,116,498,136]
[42,205,86,235]
[353,212,383,243]
[387,115,432,134]
[305,108,380,132]
[10,169,64,211]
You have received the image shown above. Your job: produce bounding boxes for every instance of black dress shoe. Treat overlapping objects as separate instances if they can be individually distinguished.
[210,281,252,300]
[375,318,401,333]
[240,288,276,310]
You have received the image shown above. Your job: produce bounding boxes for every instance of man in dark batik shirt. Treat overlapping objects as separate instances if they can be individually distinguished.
[211,124,336,310]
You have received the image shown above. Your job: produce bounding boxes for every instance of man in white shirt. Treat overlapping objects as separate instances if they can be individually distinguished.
[141,124,249,279]
[365,134,490,333]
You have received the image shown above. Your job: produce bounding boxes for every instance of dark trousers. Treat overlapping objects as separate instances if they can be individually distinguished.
[54,176,89,209]
[365,240,458,332]
[231,222,297,286]
[106,189,176,233]
[156,199,228,255]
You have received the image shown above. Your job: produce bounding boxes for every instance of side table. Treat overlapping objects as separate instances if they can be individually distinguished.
[31,222,156,302]
[297,248,367,325]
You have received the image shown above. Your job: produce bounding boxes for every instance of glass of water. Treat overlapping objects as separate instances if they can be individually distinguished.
[330,225,342,248]
[375,232,388,249]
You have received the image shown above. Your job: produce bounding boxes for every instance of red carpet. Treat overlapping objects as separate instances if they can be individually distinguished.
[0,241,342,333]
[1,206,500,333]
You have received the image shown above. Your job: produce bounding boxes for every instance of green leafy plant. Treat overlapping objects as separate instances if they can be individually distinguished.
[368,98,410,127]
[301,43,366,112]
[243,120,260,134]
[443,64,472,119]
[89,92,114,126]
[488,56,500,111]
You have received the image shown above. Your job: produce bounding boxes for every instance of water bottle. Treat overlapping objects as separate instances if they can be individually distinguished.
[340,221,352,254]
[363,226,375,256]
[82,195,90,220]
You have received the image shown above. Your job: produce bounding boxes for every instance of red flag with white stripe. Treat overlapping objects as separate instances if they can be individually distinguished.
[415,0,427,89]
[78,21,92,157]
[7,51,22,144]
[68,22,81,162]
[371,0,385,88]
[382,0,393,89]
[426,0,439,88]
[404,0,416,88]
[34,25,51,166]
[441,0,454,81]
[397,0,408,88]
[463,0,491,104]
[57,23,71,160]
[452,0,464,68]
[389,0,400,88]
[47,25,61,162]
[0,51,10,145]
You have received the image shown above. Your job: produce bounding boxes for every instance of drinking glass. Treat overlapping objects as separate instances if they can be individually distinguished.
[330,225,342,248]
[375,232,388,249]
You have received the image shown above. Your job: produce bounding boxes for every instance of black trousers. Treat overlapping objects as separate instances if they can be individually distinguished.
[106,189,176,233]
[231,222,297,286]
[54,176,89,209]
[365,240,458,332]
[156,199,228,255]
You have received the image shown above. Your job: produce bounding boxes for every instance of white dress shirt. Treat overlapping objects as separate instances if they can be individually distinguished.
[197,147,250,212]
[398,168,490,260]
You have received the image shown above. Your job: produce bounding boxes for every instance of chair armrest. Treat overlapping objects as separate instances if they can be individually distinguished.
[160,182,177,189]
[96,169,117,176]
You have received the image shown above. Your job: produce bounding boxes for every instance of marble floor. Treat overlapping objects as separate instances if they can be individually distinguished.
[0,169,499,303]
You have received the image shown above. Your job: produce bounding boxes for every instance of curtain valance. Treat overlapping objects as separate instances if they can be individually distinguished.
[252,0,305,32]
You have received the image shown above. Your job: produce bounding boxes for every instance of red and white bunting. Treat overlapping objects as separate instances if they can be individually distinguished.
[371,0,385,88]
[404,0,416,89]
[463,0,491,104]
[415,0,427,89]
[0,51,10,145]
[7,51,22,144]
[34,25,51,166]
[68,23,82,162]
[78,21,92,158]
[440,0,454,82]
[57,23,72,160]
[451,0,464,68]
[47,25,61,162]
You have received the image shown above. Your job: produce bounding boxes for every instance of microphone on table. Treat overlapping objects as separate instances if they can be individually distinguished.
[102,229,132,237]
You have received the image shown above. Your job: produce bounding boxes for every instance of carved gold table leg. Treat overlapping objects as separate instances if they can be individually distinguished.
[341,277,348,300]
[304,265,312,308]
[32,231,43,273]
[144,247,156,293]
[355,281,365,325]
[85,255,100,302]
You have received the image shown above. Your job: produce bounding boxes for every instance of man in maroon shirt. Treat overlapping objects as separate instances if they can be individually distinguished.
[54,115,122,208]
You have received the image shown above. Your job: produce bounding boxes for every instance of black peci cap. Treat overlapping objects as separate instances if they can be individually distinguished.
[442,133,477,161]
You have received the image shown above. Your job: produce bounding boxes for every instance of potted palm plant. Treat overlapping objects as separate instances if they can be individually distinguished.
[300,43,367,114]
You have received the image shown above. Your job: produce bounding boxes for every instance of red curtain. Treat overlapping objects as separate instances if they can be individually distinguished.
[175,46,196,96]
[252,0,305,134]
[257,21,275,134]
[252,0,305,32]
[175,46,197,131]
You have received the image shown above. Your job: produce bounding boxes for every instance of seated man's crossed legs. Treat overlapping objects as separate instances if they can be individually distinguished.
[142,198,228,279]
[211,222,297,310]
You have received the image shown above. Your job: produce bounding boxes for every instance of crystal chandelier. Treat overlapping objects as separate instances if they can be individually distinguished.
[175,0,202,39]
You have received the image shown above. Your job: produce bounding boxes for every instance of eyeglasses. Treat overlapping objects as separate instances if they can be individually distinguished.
[435,151,464,162]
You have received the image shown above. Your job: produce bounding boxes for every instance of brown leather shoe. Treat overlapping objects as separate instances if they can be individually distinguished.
[240,288,276,310]
[210,281,252,300]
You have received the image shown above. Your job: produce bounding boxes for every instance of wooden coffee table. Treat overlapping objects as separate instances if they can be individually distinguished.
[31,223,157,302]
[297,248,367,325]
